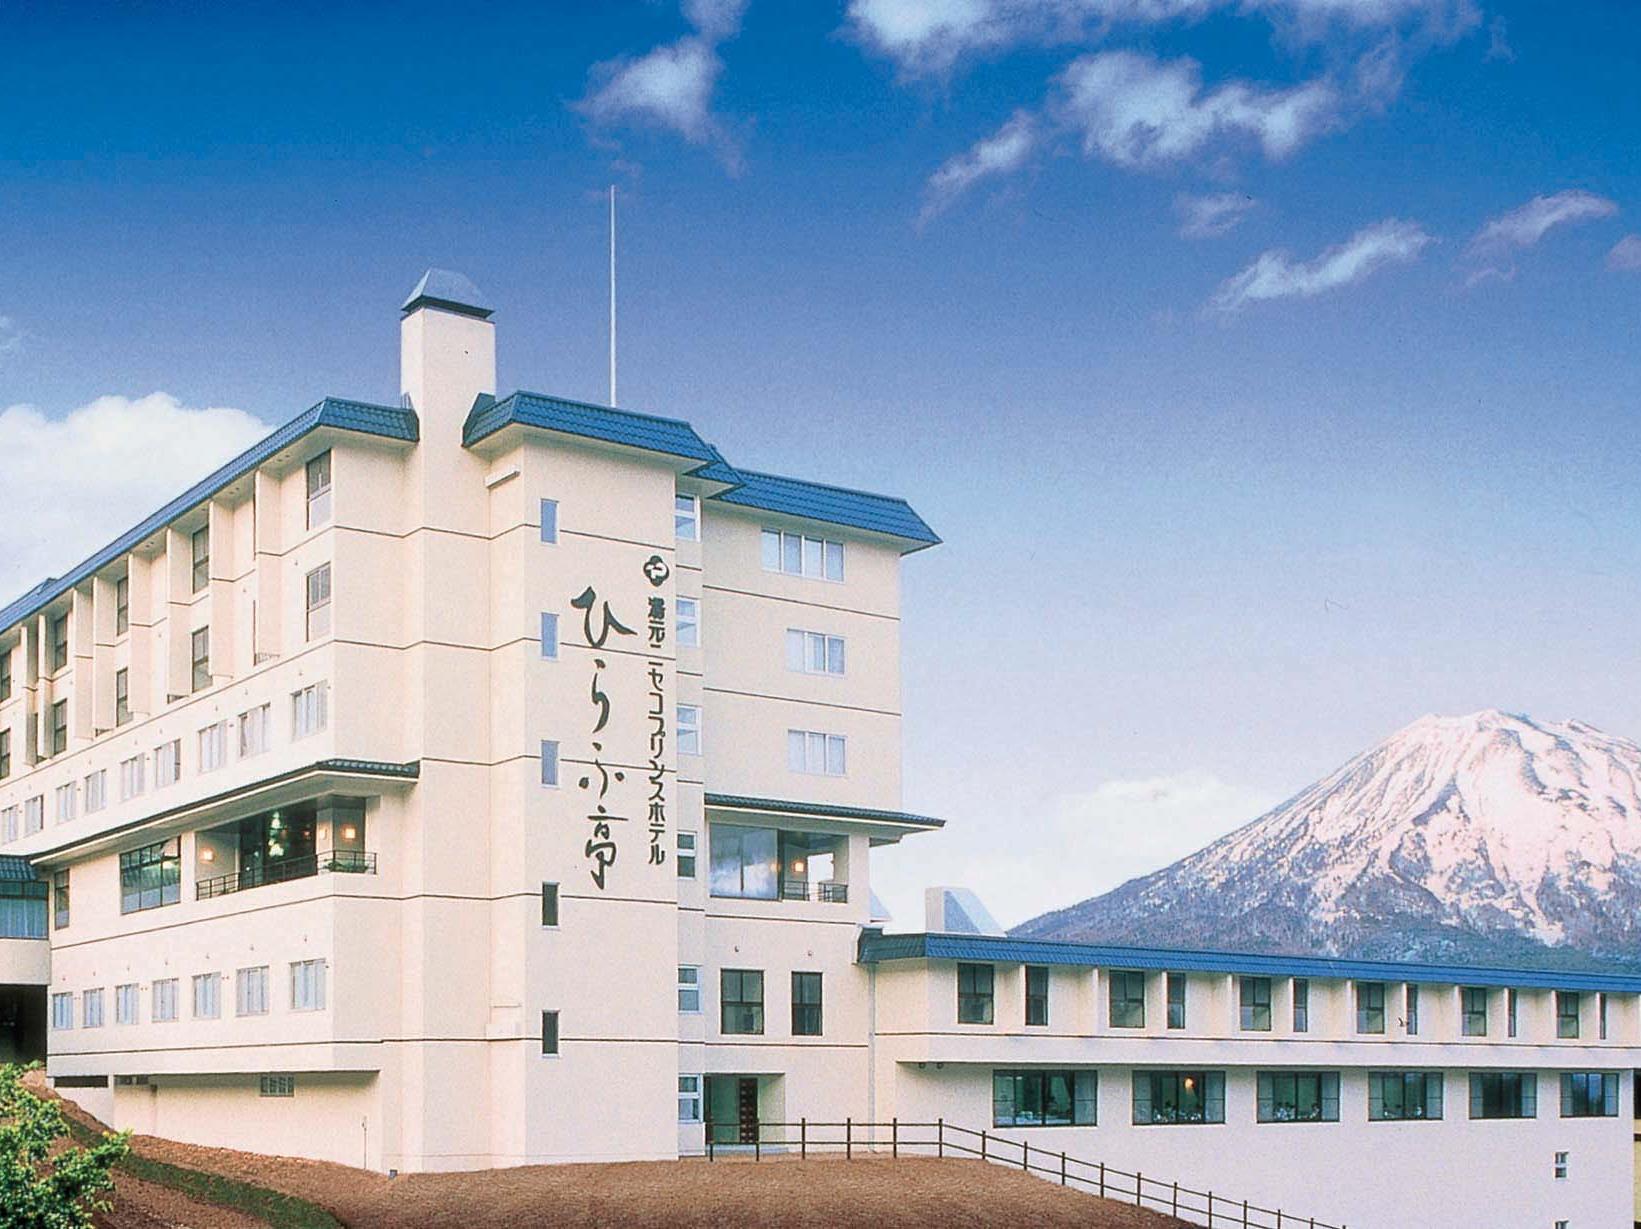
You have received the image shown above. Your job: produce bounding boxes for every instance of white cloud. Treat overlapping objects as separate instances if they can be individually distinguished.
[920,110,1039,223]
[1211,216,1433,311]
[576,1,747,171]
[1470,190,1619,252]
[847,0,1476,77]
[871,771,1277,929]
[1055,51,1338,168]
[0,394,270,603]
[0,316,23,363]
[1609,235,1641,273]
[1175,190,1258,238]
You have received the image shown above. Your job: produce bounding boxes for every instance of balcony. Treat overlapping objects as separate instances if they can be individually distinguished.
[197,850,377,900]
[779,880,848,904]
[709,823,850,906]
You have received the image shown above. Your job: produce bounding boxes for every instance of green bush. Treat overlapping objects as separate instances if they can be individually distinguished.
[0,1063,129,1229]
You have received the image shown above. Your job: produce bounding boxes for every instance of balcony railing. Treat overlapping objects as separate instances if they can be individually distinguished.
[196,850,377,901]
[780,880,848,903]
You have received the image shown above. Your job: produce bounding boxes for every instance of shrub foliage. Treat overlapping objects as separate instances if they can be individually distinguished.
[0,1063,129,1229]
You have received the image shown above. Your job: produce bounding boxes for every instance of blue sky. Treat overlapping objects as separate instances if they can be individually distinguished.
[2,0,1638,925]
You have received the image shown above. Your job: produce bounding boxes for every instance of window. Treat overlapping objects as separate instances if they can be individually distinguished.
[676,598,700,648]
[676,831,697,878]
[1368,1072,1443,1121]
[539,499,558,544]
[787,729,846,776]
[0,648,10,701]
[709,824,777,899]
[1356,982,1386,1034]
[539,739,560,787]
[1166,972,1186,1029]
[1240,977,1272,1031]
[152,979,178,1023]
[1599,992,1608,1041]
[678,1075,703,1123]
[1553,1152,1568,1181]
[192,973,221,1020]
[1405,984,1420,1036]
[540,882,559,927]
[785,629,846,676]
[260,1075,296,1098]
[191,627,210,692]
[1133,1071,1225,1125]
[994,1070,1097,1128]
[1025,965,1050,1027]
[1507,987,1519,1038]
[1560,1072,1618,1118]
[83,770,106,813]
[0,876,45,938]
[115,576,130,636]
[721,970,764,1034]
[1461,987,1488,1037]
[677,705,702,756]
[52,870,68,930]
[198,722,227,773]
[23,796,43,835]
[50,614,68,672]
[291,960,326,1011]
[154,738,181,788]
[191,527,210,593]
[82,988,105,1029]
[239,704,270,757]
[235,966,270,1016]
[292,682,328,738]
[1257,1072,1339,1123]
[51,993,72,1030]
[306,451,333,528]
[50,700,67,756]
[792,972,823,1036]
[54,782,76,824]
[1469,1072,1536,1120]
[539,612,559,659]
[0,730,8,780]
[678,966,701,1013]
[119,839,180,913]
[762,529,844,581]
[115,983,139,1025]
[305,564,332,640]
[1556,990,1580,1039]
[1109,971,1146,1029]
[675,493,699,540]
[0,807,15,844]
[115,668,131,725]
[1293,980,1311,1034]
[957,963,995,1025]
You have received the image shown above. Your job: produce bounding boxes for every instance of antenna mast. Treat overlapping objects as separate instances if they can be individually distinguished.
[608,184,617,406]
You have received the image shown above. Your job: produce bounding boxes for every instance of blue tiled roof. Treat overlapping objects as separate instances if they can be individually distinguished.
[706,793,943,828]
[463,391,726,465]
[0,855,40,882]
[402,268,493,318]
[857,932,1641,995]
[0,398,418,637]
[709,470,941,550]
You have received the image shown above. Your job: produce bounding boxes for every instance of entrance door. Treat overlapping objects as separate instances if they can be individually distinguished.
[736,1077,759,1144]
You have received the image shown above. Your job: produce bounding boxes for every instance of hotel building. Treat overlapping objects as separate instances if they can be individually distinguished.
[0,271,1635,1228]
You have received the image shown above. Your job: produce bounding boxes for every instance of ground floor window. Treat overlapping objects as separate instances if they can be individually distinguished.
[1560,1072,1618,1118]
[678,1075,702,1123]
[1368,1071,1443,1121]
[993,1070,1096,1128]
[1256,1071,1339,1123]
[1133,1071,1224,1125]
[50,993,72,1030]
[1469,1072,1536,1120]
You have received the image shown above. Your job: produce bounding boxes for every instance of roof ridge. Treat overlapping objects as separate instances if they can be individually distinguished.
[727,468,920,506]
[510,388,703,432]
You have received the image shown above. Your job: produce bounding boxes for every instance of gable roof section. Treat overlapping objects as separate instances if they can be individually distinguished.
[463,390,727,468]
[857,932,1641,995]
[0,398,418,637]
[708,469,941,550]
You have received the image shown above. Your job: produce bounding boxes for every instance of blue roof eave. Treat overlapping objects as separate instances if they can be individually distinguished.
[706,469,941,554]
[856,932,1641,995]
[0,398,418,637]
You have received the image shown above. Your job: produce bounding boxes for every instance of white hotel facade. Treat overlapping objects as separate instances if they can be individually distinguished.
[0,271,1635,1227]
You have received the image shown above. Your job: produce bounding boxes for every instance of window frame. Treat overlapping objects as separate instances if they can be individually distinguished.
[1255,1071,1340,1124]
[675,493,700,541]
[1368,1071,1444,1122]
[720,969,765,1035]
[1460,986,1488,1038]
[678,1074,703,1123]
[791,971,824,1037]
[676,597,700,648]
[677,705,702,756]
[119,839,180,914]
[540,882,560,927]
[1239,976,1272,1032]
[1556,990,1580,1039]
[993,1069,1097,1128]
[787,728,847,776]
[539,498,559,544]
[956,962,995,1025]
[305,563,333,641]
[676,830,697,878]
[761,529,844,582]
[191,526,210,594]
[1025,965,1050,1028]
[1132,1070,1226,1126]
[1109,970,1146,1029]
[114,575,130,636]
[541,1009,560,1056]
[678,966,701,1014]
[1468,1071,1537,1120]
[539,612,559,660]
[190,627,211,692]
[305,450,333,529]
[1559,1071,1618,1119]
[1166,972,1186,1030]
[1355,981,1386,1035]
[235,966,271,1017]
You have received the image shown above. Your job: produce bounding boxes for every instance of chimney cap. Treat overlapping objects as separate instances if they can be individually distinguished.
[401,268,494,319]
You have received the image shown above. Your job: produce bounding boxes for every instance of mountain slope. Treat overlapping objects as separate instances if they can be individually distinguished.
[1014,710,1641,970]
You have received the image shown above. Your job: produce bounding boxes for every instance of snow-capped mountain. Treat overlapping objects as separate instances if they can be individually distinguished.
[1014,710,1641,970]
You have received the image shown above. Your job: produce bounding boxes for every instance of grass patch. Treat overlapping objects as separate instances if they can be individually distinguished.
[66,1119,342,1229]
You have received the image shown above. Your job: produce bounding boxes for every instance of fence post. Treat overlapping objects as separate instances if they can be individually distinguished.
[1022,1139,1029,1171]
[1098,1162,1105,1198]
[707,1121,714,1163]
[1136,1171,1143,1207]
[980,1130,987,1162]
[1243,1198,1249,1228]
[937,1118,944,1159]
[1208,1192,1214,1227]
[755,1128,760,1163]
[1172,1182,1179,1217]
[846,1117,852,1161]
[801,1118,807,1161]
[1278,1213,1283,1229]
[893,1118,899,1159]
[1060,1151,1067,1186]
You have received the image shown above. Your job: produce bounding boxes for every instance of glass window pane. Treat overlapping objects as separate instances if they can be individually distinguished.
[785,630,805,672]
[762,529,781,570]
[824,541,844,581]
[825,735,846,776]
[783,533,802,574]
